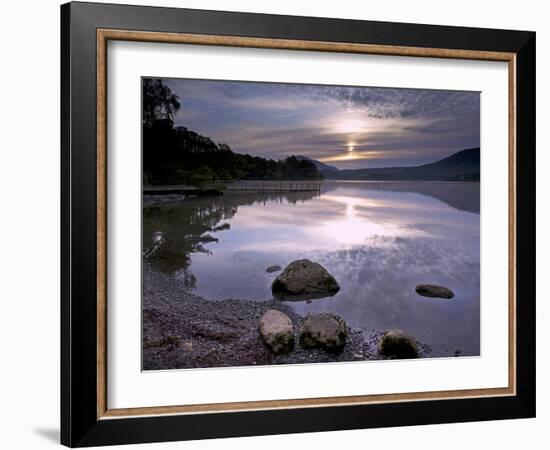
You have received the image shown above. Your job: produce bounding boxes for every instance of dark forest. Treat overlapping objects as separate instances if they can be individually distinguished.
[142,79,322,186]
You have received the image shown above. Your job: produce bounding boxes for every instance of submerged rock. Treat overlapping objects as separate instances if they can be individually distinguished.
[300,313,347,352]
[266,265,282,273]
[258,310,295,354]
[378,329,419,359]
[415,284,455,299]
[271,259,340,300]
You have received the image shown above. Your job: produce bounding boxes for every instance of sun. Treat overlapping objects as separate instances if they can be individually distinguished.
[336,117,365,134]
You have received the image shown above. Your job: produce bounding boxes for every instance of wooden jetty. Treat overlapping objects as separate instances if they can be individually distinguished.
[143,180,322,196]
[143,185,222,196]
[216,180,322,192]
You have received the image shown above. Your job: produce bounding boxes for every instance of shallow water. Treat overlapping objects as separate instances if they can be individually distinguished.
[143,181,480,356]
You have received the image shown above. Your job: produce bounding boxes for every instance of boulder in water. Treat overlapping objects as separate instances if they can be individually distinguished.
[271,259,340,300]
[415,284,455,299]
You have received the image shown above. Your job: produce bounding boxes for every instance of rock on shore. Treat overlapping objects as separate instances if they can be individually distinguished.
[271,259,340,300]
[259,310,294,354]
[378,329,419,359]
[142,263,435,370]
[300,313,347,352]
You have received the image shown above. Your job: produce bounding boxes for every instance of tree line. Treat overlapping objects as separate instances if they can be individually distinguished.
[142,79,322,186]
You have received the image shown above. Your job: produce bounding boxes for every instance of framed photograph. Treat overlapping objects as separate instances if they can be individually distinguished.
[61,1,536,447]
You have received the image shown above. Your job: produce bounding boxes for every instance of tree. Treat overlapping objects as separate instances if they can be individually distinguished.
[142,79,181,127]
[141,79,323,185]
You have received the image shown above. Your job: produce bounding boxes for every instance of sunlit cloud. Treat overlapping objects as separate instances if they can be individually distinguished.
[319,150,389,163]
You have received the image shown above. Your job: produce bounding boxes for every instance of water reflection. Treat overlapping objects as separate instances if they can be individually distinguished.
[324,181,480,213]
[143,181,480,355]
[143,190,319,274]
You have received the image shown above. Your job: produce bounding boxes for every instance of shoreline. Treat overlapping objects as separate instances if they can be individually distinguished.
[143,264,434,370]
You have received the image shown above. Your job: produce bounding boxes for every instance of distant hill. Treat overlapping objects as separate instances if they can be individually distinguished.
[296,155,340,177]
[319,148,480,181]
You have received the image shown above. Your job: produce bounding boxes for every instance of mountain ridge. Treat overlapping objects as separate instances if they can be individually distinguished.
[297,148,480,181]
[295,155,340,174]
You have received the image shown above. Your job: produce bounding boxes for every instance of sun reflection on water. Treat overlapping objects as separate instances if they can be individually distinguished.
[314,194,419,246]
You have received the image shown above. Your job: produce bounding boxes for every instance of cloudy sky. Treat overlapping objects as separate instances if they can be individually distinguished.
[164,78,480,170]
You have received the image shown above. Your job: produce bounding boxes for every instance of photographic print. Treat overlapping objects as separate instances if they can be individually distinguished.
[142,77,481,371]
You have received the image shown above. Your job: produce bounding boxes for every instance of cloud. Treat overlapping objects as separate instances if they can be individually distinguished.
[162,78,480,169]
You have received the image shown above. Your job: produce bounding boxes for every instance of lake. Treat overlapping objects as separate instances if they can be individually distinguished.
[143,180,480,356]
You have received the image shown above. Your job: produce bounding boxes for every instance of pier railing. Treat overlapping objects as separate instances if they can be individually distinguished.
[143,180,323,196]
[215,179,322,192]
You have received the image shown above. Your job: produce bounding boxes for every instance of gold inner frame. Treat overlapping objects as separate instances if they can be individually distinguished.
[96,29,517,420]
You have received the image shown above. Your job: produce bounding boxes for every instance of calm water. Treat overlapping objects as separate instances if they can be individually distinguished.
[144,181,480,355]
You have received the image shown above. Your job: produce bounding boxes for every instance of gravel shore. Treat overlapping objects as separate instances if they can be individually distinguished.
[143,264,433,370]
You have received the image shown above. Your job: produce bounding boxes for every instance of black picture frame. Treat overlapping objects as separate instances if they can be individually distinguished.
[61,1,536,447]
